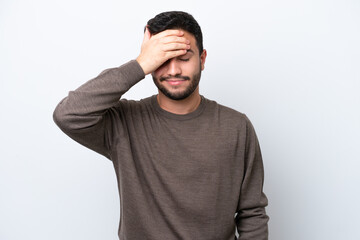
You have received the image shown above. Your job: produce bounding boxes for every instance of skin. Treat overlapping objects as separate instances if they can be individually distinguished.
[136,28,207,115]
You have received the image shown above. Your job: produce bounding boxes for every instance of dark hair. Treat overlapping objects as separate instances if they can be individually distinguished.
[146,11,203,55]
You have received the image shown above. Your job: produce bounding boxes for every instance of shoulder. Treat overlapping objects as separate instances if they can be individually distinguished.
[204,97,250,127]
[203,97,259,145]
[114,95,152,109]
[203,97,259,138]
[110,95,155,119]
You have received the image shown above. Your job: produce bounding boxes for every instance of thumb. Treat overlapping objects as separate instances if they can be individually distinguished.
[143,26,151,43]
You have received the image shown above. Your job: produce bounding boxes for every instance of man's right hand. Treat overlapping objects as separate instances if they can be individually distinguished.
[136,28,191,75]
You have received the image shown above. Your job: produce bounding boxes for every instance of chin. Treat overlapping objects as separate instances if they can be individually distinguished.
[152,71,201,101]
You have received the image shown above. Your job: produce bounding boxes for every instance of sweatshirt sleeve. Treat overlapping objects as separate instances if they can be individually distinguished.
[53,60,145,160]
[235,116,269,240]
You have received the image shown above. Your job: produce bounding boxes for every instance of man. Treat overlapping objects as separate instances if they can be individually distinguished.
[53,11,269,240]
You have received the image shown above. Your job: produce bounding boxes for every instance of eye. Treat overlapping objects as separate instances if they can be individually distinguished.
[179,58,190,62]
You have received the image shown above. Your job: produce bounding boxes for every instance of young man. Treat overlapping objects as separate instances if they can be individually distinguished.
[53,11,269,240]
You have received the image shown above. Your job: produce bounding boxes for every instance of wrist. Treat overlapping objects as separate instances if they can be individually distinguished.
[136,56,151,75]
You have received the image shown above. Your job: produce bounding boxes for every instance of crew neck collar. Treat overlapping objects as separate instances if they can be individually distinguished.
[151,95,207,120]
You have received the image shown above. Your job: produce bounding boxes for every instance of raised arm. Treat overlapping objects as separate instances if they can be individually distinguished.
[53,28,191,159]
[53,60,145,159]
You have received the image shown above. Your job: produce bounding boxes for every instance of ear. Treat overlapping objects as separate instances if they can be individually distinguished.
[200,49,207,71]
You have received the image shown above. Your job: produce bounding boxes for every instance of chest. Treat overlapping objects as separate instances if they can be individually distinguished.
[125,116,244,180]
[112,112,245,214]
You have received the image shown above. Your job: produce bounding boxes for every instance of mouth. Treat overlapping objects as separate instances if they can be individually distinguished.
[165,79,187,86]
[160,76,190,86]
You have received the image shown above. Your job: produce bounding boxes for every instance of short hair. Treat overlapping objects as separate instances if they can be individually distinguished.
[146,11,203,55]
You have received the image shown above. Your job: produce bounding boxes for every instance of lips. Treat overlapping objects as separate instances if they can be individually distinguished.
[165,79,186,86]
[160,75,190,82]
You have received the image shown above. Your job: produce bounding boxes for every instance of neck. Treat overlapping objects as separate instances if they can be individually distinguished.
[157,88,201,115]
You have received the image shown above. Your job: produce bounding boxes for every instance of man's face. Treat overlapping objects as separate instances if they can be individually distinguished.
[152,30,207,100]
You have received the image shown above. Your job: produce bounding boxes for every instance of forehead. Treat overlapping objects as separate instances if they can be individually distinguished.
[181,30,199,54]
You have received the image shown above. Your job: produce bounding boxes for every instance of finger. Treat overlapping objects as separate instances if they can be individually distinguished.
[165,49,188,59]
[162,43,190,52]
[153,29,184,39]
[143,26,151,43]
[161,36,190,45]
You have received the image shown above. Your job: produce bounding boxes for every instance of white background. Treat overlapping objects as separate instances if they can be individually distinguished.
[1,0,359,239]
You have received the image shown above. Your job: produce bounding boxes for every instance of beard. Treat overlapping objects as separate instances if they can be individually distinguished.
[152,69,202,101]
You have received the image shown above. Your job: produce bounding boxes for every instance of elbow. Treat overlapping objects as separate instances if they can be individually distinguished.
[53,103,68,131]
[53,102,103,132]
[53,99,78,132]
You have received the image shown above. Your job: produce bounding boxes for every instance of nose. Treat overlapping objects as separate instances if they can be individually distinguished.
[166,58,182,76]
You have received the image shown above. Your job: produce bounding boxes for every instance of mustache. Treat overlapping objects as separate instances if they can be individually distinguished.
[159,75,190,82]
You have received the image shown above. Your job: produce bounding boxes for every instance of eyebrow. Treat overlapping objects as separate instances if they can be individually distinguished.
[176,49,194,60]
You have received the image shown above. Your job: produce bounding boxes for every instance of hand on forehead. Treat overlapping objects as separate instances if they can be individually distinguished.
[151,28,198,55]
[136,28,191,75]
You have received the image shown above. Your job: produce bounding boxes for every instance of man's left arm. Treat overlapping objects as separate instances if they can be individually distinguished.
[235,116,269,240]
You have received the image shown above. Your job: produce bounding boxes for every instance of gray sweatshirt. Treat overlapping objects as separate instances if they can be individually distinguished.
[53,60,269,240]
